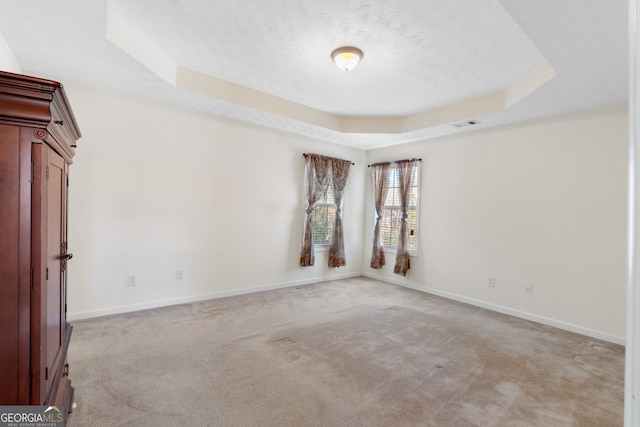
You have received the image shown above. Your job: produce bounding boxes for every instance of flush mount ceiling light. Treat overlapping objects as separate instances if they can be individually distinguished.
[331,46,363,71]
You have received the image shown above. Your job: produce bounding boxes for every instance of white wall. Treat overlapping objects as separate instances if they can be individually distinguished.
[364,104,628,343]
[0,33,21,73]
[64,80,627,344]
[65,82,366,320]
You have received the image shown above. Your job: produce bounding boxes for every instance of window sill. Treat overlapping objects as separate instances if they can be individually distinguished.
[382,247,418,257]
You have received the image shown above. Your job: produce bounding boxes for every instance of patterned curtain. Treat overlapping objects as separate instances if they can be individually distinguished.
[300,154,330,267]
[370,163,390,269]
[328,158,352,267]
[393,159,418,276]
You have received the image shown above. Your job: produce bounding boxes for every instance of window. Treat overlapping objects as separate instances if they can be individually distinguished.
[312,179,335,246]
[300,153,352,268]
[379,164,420,255]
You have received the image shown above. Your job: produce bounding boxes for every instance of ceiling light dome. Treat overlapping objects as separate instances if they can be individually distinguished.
[331,47,363,71]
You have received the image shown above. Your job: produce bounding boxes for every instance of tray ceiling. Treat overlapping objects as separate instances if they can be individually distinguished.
[0,0,628,149]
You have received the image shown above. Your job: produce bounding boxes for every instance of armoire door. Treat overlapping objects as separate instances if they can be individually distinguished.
[32,142,68,403]
[45,145,67,400]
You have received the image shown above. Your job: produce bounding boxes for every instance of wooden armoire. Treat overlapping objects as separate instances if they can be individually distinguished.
[0,71,81,415]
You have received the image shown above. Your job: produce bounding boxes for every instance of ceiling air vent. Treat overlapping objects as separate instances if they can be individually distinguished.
[451,119,480,128]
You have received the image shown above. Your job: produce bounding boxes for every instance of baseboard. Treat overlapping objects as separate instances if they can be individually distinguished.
[67,271,362,322]
[363,272,626,346]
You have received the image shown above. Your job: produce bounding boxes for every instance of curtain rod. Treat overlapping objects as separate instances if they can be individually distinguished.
[303,153,355,165]
[367,158,422,167]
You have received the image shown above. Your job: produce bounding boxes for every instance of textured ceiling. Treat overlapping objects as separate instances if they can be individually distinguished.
[0,0,628,149]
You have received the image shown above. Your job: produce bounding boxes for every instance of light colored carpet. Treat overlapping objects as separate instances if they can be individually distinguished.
[67,277,624,426]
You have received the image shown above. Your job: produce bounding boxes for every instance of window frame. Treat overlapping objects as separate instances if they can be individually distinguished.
[377,162,421,256]
[311,181,336,249]
[302,170,344,251]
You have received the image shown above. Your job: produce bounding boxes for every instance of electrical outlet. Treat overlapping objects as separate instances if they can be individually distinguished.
[176,270,184,280]
[488,277,495,288]
[127,274,137,287]
[525,284,533,295]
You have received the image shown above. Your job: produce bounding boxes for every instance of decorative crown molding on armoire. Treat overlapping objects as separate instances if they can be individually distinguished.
[0,70,81,424]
